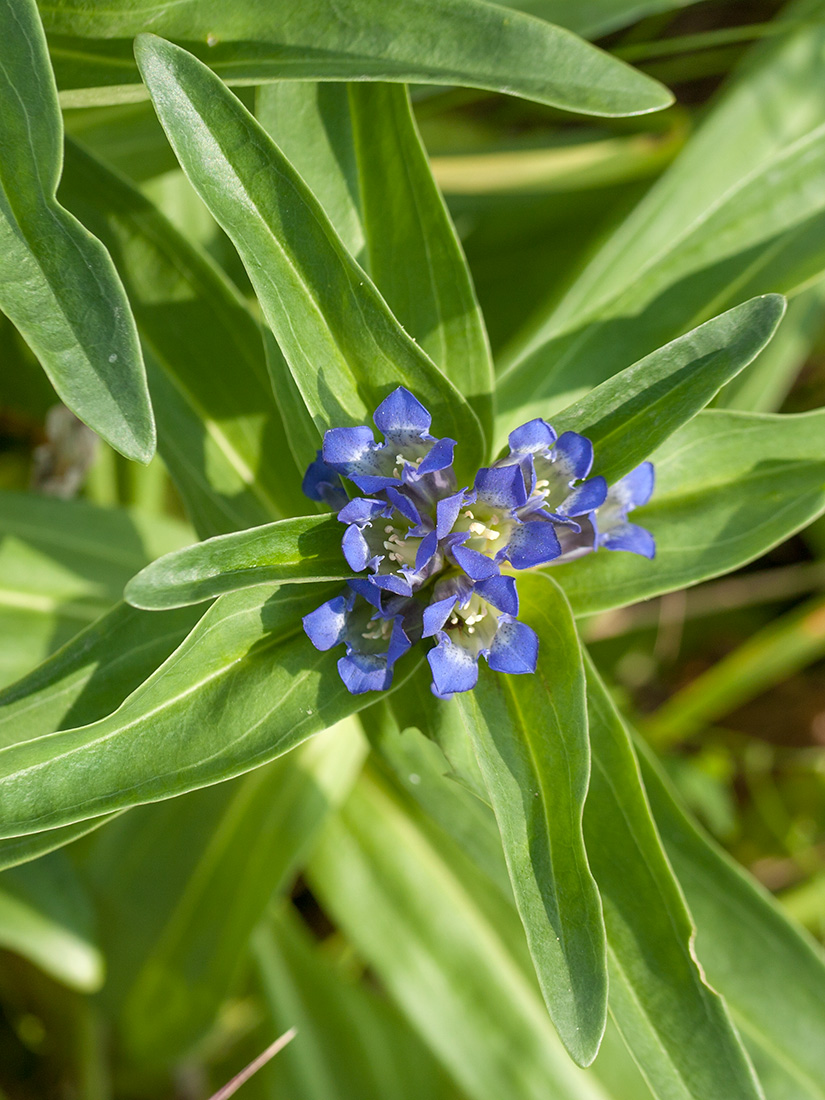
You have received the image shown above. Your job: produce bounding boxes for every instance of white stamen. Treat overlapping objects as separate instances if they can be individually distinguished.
[535,479,549,490]
[384,525,394,534]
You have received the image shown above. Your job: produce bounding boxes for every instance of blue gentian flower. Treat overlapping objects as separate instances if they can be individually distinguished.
[302,581,414,694]
[301,389,655,697]
[422,573,538,698]
[322,387,456,494]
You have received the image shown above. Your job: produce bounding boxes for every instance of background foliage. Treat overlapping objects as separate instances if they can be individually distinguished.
[1,1,825,1098]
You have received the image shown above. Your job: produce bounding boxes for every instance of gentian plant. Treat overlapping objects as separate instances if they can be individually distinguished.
[302,387,654,697]
[1,1,825,1098]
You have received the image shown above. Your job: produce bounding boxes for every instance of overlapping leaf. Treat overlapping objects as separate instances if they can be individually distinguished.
[43,0,670,117]
[457,577,607,1067]
[135,36,486,482]
[58,140,307,536]
[257,81,494,444]
[0,583,401,839]
[125,516,349,610]
[0,0,154,461]
[551,295,785,483]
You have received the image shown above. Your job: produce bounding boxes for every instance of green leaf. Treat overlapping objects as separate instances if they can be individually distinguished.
[0,816,120,874]
[135,36,486,482]
[552,295,786,484]
[58,139,307,537]
[82,719,365,1064]
[498,0,697,39]
[550,408,825,616]
[0,490,192,688]
[44,0,671,117]
[125,516,349,610]
[534,1,825,337]
[497,7,825,433]
[0,852,103,991]
[497,124,825,435]
[257,81,495,444]
[0,583,402,838]
[0,0,154,462]
[638,739,825,1100]
[0,602,201,751]
[254,904,456,1100]
[456,577,607,1067]
[717,282,825,413]
[348,83,494,437]
[581,649,761,1100]
[310,767,611,1100]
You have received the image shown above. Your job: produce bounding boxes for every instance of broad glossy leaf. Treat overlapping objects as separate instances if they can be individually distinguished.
[0,0,154,461]
[258,81,494,443]
[582,649,761,1100]
[456,577,607,1067]
[638,740,825,1100]
[552,295,785,484]
[551,408,825,616]
[0,851,103,991]
[0,583,400,838]
[254,905,456,1100]
[44,0,671,117]
[135,37,486,482]
[310,768,611,1100]
[80,720,365,1064]
[125,516,348,610]
[58,139,307,537]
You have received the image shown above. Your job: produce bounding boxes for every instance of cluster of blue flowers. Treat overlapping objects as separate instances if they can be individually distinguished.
[302,388,654,699]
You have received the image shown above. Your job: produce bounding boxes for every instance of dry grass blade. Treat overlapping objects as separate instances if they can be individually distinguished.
[207,1028,297,1100]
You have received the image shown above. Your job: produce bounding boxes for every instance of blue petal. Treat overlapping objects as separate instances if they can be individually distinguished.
[488,619,538,674]
[374,387,431,436]
[338,652,391,694]
[428,636,479,696]
[508,418,556,455]
[416,436,456,476]
[553,431,594,482]
[303,595,350,651]
[369,572,414,597]
[416,529,439,572]
[436,490,466,538]
[422,595,459,638]
[341,523,372,572]
[337,497,388,526]
[451,539,499,580]
[601,521,655,558]
[385,487,422,526]
[562,476,607,516]
[386,617,413,667]
[347,577,383,609]
[615,462,655,510]
[473,464,528,511]
[301,451,348,509]
[475,574,519,617]
[504,520,561,569]
[323,425,377,472]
